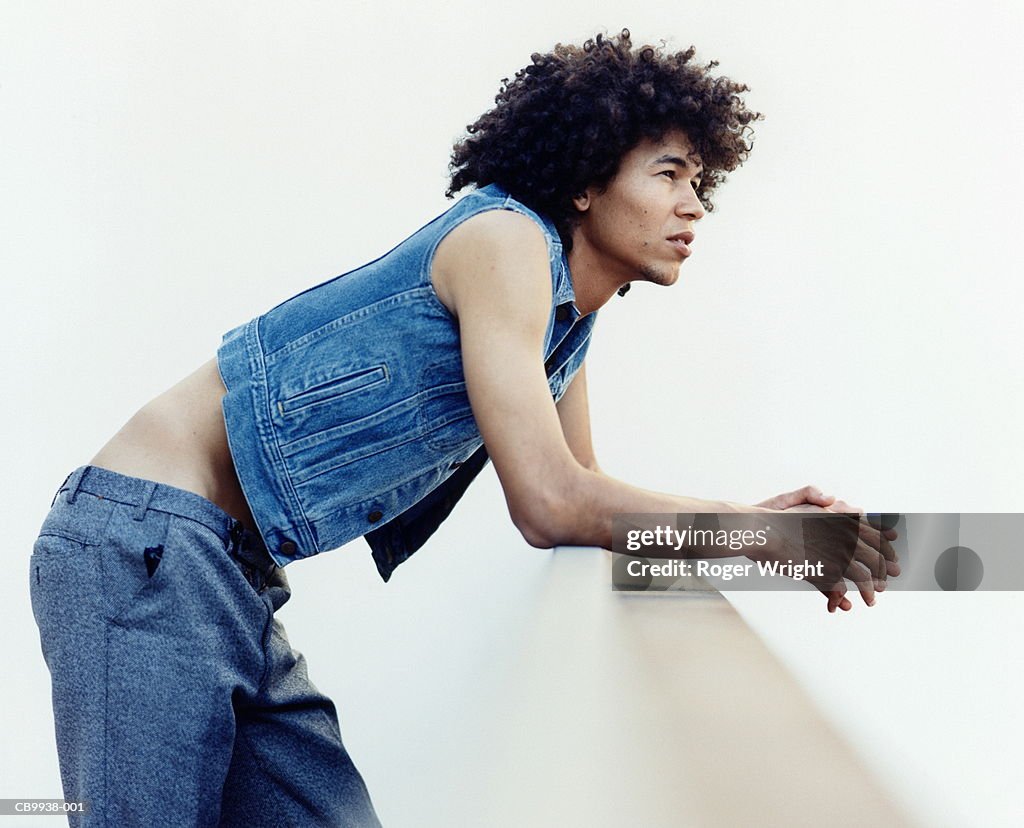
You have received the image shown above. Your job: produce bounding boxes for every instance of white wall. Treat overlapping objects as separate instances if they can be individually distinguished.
[3,1,1022,825]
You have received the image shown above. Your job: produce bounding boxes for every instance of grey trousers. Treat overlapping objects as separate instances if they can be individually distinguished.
[30,465,381,827]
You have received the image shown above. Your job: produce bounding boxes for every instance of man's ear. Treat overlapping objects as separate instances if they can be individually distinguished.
[572,190,591,212]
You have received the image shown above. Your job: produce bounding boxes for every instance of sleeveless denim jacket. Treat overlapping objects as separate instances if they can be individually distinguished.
[217,184,596,581]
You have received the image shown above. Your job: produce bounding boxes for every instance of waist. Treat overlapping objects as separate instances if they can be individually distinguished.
[88,359,256,533]
[50,465,279,584]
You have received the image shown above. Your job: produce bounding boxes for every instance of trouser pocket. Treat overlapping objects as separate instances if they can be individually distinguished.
[96,504,172,626]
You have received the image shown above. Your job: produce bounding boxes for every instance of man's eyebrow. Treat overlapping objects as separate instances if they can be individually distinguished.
[651,154,704,175]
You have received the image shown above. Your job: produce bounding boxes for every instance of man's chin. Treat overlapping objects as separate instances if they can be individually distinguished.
[649,268,681,287]
[636,266,678,288]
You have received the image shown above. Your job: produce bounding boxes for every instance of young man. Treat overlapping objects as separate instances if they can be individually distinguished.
[30,30,897,826]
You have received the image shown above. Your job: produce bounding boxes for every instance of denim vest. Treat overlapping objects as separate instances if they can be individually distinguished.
[217,184,597,581]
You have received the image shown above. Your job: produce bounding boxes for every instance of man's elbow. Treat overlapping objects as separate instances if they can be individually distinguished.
[515,519,558,549]
[509,481,585,549]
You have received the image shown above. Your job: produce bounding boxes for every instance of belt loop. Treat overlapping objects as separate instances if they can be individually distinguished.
[65,467,86,505]
[51,470,75,507]
[133,481,158,521]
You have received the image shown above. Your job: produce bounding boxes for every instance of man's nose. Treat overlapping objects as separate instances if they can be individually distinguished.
[677,191,706,222]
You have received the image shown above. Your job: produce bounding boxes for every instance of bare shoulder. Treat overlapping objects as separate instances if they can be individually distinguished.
[431,208,551,319]
[437,207,549,259]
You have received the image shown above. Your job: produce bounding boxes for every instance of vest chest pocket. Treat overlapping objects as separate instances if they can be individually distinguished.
[276,365,389,417]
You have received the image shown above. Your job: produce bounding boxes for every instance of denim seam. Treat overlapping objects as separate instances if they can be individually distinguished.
[277,392,421,455]
[254,318,316,552]
[277,364,389,417]
[290,430,432,488]
[299,462,468,528]
[303,463,451,526]
[421,411,477,450]
[263,288,431,363]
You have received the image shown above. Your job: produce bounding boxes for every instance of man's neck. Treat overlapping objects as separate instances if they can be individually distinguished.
[566,236,628,316]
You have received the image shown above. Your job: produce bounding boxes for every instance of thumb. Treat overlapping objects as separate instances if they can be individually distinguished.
[804,486,835,506]
[779,485,833,508]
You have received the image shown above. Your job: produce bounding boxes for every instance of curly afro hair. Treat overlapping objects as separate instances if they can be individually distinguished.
[447,29,762,249]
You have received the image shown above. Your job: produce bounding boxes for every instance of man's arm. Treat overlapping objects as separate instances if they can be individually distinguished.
[555,362,602,474]
[431,209,894,613]
[432,209,757,550]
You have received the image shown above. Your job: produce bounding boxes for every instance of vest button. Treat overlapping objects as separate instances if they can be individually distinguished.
[368,510,384,523]
[555,305,569,321]
[280,540,297,556]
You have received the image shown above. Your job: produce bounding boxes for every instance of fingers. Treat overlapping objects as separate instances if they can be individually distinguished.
[852,539,888,586]
[843,560,877,606]
[825,586,853,613]
[824,502,900,547]
[802,485,835,507]
[825,510,900,575]
[850,535,901,598]
[823,545,882,610]
[854,519,901,576]
[810,503,900,612]
[827,500,900,567]
[766,485,835,510]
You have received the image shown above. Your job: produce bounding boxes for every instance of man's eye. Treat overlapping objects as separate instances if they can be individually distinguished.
[659,170,676,180]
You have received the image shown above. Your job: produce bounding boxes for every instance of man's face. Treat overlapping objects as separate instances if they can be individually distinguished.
[571,130,706,289]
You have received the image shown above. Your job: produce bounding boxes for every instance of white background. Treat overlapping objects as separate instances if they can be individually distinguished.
[3,1,1023,825]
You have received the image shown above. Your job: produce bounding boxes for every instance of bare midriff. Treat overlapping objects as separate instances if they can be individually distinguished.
[88,357,258,533]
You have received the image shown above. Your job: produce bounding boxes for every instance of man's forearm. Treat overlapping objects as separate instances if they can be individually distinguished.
[533,466,776,557]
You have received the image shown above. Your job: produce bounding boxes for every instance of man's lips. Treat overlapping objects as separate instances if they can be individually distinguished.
[667,231,695,258]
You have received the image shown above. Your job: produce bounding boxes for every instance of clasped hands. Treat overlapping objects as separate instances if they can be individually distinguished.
[755,486,900,613]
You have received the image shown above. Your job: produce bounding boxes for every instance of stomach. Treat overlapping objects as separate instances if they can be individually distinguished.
[87,357,257,532]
